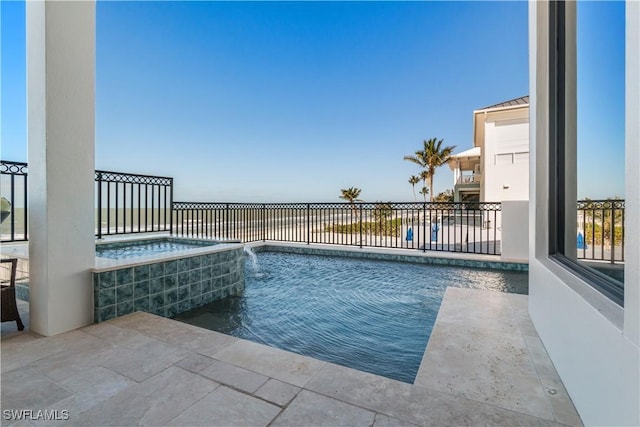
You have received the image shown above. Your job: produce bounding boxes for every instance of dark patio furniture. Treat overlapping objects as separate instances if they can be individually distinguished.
[1,258,25,331]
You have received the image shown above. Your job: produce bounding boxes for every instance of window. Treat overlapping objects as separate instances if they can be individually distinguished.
[548,1,625,306]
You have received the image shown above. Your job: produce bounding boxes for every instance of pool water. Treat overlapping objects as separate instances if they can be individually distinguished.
[175,251,528,383]
[95,238,218,260]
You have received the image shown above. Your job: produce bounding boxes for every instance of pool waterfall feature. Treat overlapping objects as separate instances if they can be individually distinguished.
[92,237,245,322]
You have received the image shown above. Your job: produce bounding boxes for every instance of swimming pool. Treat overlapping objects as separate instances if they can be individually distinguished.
[96,237,219,260]
[175,250,527,383]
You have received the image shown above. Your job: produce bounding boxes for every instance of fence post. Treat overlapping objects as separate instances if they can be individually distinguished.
[96,172,102,239]
[225,203,230,240]
[262,204,266,242]
[169,178,174,235]
[610,202,615,264]
[9,174,15,241]
[423,203,426,252]
[307,204,310,244]
[23,170,28,241]
[359,204,363,248]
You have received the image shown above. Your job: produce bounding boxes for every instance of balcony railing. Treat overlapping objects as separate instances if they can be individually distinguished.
[95,170,173,238]
[0,161,28,242]
[576,199,625,264]
[1,161,173,242]
[0,160,626,263]
[456,174,481,185]
[173,201,503,255]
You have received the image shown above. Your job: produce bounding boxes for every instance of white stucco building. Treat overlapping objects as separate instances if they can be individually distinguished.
[448,97,530,203]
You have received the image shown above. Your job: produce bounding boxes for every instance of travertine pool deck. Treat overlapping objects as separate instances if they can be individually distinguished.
[1,288,582,426]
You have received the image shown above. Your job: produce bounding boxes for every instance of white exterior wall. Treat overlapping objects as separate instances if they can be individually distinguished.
[528,2,639,426]
[482,115,529,202]
[27,1,96,336]
[500,201,529,262]
[624,0,640,355]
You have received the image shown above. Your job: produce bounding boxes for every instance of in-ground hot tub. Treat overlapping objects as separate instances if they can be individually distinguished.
[92,237,244,322]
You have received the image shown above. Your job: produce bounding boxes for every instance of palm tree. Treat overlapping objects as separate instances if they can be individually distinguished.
[339,187,362,219]
[420,171,430,201]
[404,138,456,202]
[419,187,428,201]
[408,175,420,202]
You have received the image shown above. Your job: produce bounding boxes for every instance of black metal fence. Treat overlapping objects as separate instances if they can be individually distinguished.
[1,161,173,241]
[0,161,28,242]
[1,159,627,262]
[95,170,173,238]
[172,201,503,255]
[576,199,625,263]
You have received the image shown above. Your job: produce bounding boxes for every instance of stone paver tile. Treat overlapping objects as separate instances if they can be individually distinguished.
[523,335,562,385]
[100,339,190,382]
[435,288,520,335]
[106,311,159,328]
[38,366,134,420]
[373,413,420,427]
[0,367,72,412]
[417,322,538,384]
[4,420,37,427]
[198,359,269,393]
[304,363,416,422]
[175,353,215,373]
[167,386,280,427]
[110,313,237,357]
[507,293,540,338]
[415,321,554,421]
[305,362,557,427]
[1,330,99,373]
[213,339,325,387]
[72,366,218,426]
[28,340,128,382]
[506,292,529,309]
[254,379,301,406]
[271,390,375,427]
[80,322,156,349]
[0,331,38,346]
[58,364,133,395]
[543,381,583,427]
[109,311,218,336]
[524,336,583,426]
[162,327,237,358]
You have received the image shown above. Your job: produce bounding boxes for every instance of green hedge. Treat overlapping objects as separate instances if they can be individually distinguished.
[325,218,403,237]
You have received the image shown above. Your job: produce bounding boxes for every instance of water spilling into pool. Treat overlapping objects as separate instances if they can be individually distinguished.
[175,250,527,383]
[244,247,260,272]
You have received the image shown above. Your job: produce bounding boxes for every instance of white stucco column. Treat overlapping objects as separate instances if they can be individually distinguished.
[27,1,95,336]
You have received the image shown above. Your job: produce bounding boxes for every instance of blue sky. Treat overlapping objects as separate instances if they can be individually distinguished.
[576,1,625,200]
[1,1,624,202]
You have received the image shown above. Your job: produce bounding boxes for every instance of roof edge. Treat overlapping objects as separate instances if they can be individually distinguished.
[477,95,529,111]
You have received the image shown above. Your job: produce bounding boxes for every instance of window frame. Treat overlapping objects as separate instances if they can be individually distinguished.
[547,0,624,307]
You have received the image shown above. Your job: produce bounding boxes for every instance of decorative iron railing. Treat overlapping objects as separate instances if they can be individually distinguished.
[1,161,173,241]
[576,199,625,263]
[456,174,481,185]
[172,201,503,255]
[95,170,173,238]
[0,161,28,242]
[0,159,626,262]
